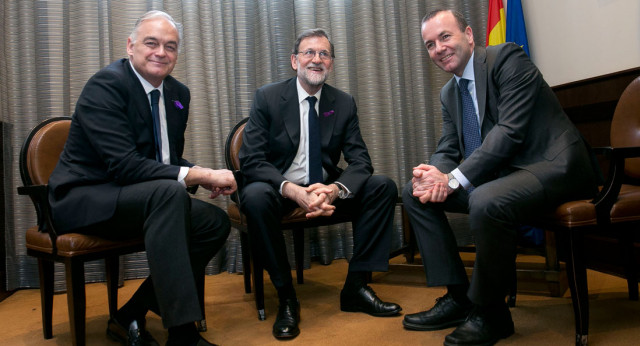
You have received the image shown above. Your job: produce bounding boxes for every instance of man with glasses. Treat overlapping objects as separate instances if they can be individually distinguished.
[239,28,401,340]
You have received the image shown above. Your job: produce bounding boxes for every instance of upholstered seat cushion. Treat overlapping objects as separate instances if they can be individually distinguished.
[26,226,144,257]
[545,199,597,228]
[610,184,640,223]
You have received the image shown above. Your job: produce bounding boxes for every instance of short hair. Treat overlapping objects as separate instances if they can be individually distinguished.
[421,9,468,33]
[129,10,183,52]
[291,28,335,58]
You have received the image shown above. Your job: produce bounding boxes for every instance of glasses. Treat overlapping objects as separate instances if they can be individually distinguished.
[297,50,333,61]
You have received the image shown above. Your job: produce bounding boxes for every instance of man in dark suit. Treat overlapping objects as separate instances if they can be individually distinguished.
[48,10,235,346]
[401,9,598,345]
[239,28,401,340]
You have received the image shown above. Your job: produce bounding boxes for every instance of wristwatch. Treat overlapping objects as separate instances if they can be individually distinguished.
[447,173,460,190]
[336,184,349,199]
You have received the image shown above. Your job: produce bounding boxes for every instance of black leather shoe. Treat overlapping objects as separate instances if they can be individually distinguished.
[107,317,159,346]
[272,299,300,339]
[444,303,514,346]
[340,285,402,317]
[403,293,471,331]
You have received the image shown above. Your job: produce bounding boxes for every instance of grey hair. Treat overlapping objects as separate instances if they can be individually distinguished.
[291,28,335,58]
[129,10,183,52]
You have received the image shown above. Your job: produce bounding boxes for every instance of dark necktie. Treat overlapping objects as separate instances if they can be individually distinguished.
[459,78,482,159]
[150,89,163,162]
[307,96,323,184]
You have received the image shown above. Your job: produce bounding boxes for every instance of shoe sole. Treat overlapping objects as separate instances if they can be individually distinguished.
[402,318,466,331]
[443,327,515,346]
[340,306,402,317]
[272,330,301,339]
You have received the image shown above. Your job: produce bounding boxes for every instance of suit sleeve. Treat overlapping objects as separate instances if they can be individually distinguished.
[430,88,463,173]
[458,44,543,186]
[74,69,180,186]
[333,96,373,194]
[240,87,288,190]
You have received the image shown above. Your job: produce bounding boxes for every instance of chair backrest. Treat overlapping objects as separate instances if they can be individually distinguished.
[225,117,249,171]
[20,117,71,186]
[610,76,640,179]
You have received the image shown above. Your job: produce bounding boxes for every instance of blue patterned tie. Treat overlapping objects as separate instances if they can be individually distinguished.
[307,96,323,184]
[150,89,163,162]
[459,78,482,159]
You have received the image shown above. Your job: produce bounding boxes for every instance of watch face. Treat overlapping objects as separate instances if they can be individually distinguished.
[448,177,460,189]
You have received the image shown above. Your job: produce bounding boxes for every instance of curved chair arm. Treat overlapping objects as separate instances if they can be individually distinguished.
[592,145,640,225]
[17,184,59,253]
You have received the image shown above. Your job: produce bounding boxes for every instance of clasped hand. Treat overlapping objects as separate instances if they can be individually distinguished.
[283,182,338,219]
[185,166,237,199]
[412,164,450,204]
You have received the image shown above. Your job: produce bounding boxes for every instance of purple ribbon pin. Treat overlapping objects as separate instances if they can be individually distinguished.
[173,100,184,110]
[323,110,334,117]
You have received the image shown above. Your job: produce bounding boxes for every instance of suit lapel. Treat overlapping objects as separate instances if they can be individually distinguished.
[474,47,488,136]
[282,79,301,149]
[126,62,155,133]
[125,62,157,161]
[318,86,336,147]
[163,81,181,164]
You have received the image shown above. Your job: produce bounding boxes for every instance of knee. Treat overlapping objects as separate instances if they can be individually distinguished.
[401,180,416,204]
[468,192,503,223]
[151,180,191,206]
[368,175,398,199]
[239,182,279,215]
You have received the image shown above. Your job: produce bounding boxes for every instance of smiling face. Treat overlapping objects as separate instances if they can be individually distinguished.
[127,17,179,87]
[291,35,334,95]
[421,10,474,77]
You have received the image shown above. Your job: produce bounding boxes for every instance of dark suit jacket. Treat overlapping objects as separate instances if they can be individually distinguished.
[239,77,372,195]
[48,58,192,232]
[430,43,596,202]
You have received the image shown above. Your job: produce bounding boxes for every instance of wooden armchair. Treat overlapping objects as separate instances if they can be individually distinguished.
[224,117,353,320]
[17,117,146,346]
[541,75,640,345]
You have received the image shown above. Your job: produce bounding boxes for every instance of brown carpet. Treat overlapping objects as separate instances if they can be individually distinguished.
[1,256,639,345]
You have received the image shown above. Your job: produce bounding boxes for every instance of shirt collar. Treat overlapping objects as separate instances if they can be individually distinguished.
[296,77,322,104]
[454,51,475,85]
[129,60,164,96]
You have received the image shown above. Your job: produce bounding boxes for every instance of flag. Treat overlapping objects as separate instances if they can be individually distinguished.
[506,0,530,56]
[486,0,506,46]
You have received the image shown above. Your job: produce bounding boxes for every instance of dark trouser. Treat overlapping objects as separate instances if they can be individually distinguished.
[402,170,549,305]
[239,175,397,294]
[81,180,230,328]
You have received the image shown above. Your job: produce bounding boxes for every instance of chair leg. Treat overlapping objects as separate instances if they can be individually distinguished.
[196,275,207,332]
[618,228,639,301]
[507,270,517,307]
[563,228,589,346]
[38,259,54,339]
[293,228,304,284]
[104,256,119,318]
[401,204,416,264]
[240,230,252,293]
[252,256,266,321]
[65,260,86,346]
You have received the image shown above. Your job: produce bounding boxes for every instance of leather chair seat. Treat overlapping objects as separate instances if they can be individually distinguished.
[611,185,640,222]
[545,199,597,228]
[25,226,144,257]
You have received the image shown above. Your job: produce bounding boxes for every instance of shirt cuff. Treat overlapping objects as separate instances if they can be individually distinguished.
[334,181,353,199]
[279,180,290,196]
[178,166,189,188]
[451,168,472,190]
